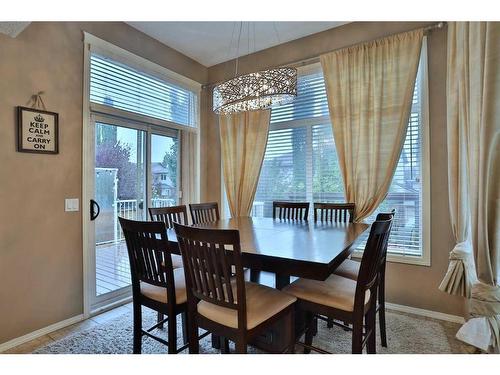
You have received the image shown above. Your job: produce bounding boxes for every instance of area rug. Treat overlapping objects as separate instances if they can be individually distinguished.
[34,308,465,354]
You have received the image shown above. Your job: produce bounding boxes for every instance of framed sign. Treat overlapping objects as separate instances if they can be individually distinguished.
[17,106,59,154]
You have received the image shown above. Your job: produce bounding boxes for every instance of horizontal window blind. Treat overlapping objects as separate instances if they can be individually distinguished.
[90,53,198,127]
[255,126,308,218]
[253,66,425,258]
[312,123,344,202]
[270,71,329,123]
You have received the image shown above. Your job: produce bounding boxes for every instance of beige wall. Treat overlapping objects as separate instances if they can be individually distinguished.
[201,22,466,316]
[0,22,207,344]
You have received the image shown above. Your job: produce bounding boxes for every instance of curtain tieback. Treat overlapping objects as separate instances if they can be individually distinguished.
[438,240,474,297]
[448,240,472,260]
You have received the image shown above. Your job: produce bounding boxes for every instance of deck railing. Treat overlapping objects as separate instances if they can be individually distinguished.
[96,198,176,245]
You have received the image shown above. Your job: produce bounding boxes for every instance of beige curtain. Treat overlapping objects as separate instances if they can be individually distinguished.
[219,110,270,217]
[320,29,424,222]
[440,22,500,353]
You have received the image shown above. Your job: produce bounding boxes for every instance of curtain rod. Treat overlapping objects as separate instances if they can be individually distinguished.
[288,22,446,69]
[203,22,446,89]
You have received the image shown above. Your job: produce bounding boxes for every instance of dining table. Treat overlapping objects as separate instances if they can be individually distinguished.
[166,216,370,352]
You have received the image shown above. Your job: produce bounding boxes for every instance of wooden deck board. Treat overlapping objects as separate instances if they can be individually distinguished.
[96,241,131,296]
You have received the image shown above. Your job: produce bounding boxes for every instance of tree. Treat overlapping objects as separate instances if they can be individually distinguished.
[312,140,344,197]
[95,139,138,200]
[161,138,179,188]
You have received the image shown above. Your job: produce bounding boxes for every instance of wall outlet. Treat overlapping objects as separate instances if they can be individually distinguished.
[65,198,79,212]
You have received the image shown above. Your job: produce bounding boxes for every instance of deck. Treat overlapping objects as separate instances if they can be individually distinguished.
[96,241,131,296]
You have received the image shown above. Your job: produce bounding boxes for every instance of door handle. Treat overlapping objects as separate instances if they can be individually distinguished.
[90,199,100,221]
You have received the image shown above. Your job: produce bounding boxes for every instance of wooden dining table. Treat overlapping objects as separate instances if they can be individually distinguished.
[166,216,369,352]
[167,216,369,288]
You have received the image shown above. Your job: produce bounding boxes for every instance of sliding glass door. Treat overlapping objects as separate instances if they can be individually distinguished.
[89,115,179,310]
[94,121,146,298]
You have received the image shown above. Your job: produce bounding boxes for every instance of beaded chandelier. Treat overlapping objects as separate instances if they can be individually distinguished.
[213,67,297,115]
[213,23,297,115]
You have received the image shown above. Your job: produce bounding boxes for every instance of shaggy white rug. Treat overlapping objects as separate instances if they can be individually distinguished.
[34,308,467,354]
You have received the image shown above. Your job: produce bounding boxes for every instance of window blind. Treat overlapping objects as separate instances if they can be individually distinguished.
[90,53,198,127]
[270,71,329,123]
[253,67,425,258]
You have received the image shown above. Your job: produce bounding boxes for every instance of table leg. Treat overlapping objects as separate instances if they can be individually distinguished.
[275,273,291,290]
[211,333,221,349]
[250,269,260,282]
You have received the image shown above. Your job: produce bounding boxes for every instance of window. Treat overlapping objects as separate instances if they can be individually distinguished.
[253,68,343,219]
[90,53,198,127]
[253,53,429,262]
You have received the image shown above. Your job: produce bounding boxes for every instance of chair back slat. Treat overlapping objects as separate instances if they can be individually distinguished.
[272,201,309,220]
[189,202,220,224]
[313,202,355,223]
[119,217,176,304]
[174,223,246,319]
[149,205,188,228]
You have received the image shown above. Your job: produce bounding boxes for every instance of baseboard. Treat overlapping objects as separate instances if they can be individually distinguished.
[0,314,84,353]
[386,302,465,324]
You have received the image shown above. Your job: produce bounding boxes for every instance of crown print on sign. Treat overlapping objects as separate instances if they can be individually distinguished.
[34,114,45,122]
[17,107,59,154]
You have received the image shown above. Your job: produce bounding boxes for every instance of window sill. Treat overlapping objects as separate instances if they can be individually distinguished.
[350,250,431,267]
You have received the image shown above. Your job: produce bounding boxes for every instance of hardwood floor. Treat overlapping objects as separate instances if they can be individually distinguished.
[2,304,133,354]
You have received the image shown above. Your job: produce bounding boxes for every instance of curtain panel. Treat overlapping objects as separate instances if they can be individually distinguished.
[219,110,271,217]
[320,29,424,222]
[440,22,500,353]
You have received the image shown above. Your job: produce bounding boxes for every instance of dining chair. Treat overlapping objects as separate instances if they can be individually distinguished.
[313,202,355,329]
[149,205,189,227]
[148,205,188,328]
[282,216,393,354]
[174,222,297,353]
[149,205,188,269]
[272,201,309,220]
[333,210,395,347]
[313,202,355,223]
[189,202,220,224]
[119,217,189,354]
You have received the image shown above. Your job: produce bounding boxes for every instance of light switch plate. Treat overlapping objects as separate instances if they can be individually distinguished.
[65,198,79,212]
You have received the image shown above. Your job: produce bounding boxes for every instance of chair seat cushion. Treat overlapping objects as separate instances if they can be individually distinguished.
[334,259,360,281]
[139,268,187,305]
[197,281,296,330]
[282,274,369,312]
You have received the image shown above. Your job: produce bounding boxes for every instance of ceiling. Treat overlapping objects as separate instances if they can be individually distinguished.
[127,22,347,67]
